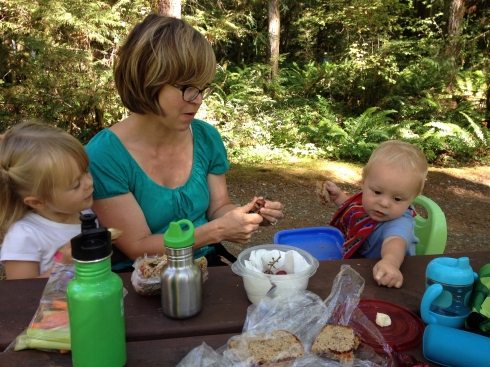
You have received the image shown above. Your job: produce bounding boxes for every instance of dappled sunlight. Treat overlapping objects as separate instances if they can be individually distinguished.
[316,161,362,185]
[431,166,490,188]
[446,186,490,202]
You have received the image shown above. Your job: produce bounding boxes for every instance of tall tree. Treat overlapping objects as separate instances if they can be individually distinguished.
[157,0,181,18]
[443,0,466,63]
[268,0,280,77]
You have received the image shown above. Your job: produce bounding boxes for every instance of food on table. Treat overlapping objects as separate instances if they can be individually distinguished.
[375,312,392,327]
[131,254,208,296]
[311,324,361,364]
[228,330,305,366]
[108,227,123,242]
[139,254,168,279]
[264,252,282,274]
[315,180,330,205]
[15,299,71,352]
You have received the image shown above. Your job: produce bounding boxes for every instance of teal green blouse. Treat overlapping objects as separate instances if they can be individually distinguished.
[86,119,230,245]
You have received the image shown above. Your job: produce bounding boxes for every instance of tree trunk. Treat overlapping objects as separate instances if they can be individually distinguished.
[268,0,280,77]
[157,0,181,18]
[443,0,466,62]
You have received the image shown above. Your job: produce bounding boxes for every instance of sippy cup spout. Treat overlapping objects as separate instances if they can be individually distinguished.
[457,257,470,270]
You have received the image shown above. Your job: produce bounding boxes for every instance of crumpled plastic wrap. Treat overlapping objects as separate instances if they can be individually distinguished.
[131,254,209,296]
[176,265,428,367]
[5,263,128,354]
[5,263,75,353]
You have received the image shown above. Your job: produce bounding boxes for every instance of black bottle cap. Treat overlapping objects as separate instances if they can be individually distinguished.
[71,214,112,261]
[80,213,97,231]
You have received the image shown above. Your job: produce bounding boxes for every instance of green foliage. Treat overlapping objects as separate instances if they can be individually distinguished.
[0,0,149,142]
[1,0,488,166]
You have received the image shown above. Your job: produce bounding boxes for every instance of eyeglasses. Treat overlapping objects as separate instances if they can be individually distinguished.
[172,84,214,102]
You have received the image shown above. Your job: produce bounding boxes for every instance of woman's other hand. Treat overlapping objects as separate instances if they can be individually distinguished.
[252,197,284,226]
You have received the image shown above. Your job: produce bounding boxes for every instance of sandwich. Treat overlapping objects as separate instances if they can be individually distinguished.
[228,329,305,366]
[311,324,361,364]
[315,180,330,205]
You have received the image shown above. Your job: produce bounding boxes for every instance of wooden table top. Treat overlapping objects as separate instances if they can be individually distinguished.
[2,251,490,366]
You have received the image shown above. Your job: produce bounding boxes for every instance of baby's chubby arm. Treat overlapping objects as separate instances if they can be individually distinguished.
[372,236,406,288]
[326,181,350,207]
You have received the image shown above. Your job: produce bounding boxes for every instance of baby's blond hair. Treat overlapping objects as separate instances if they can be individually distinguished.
[362,140,428,196]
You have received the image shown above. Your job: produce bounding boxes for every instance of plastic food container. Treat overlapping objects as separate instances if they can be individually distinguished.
[231,244,319,305]
[273,227,344,260]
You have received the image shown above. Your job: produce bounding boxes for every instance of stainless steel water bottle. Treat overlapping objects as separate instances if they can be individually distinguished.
[67,213,126,367]
[160,219,202,319]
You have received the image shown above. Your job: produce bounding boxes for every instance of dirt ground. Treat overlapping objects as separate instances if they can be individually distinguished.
[222,160,490,258]
[1,159,489,280]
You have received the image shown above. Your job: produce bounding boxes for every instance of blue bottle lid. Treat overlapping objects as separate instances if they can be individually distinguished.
[426,257,475,285]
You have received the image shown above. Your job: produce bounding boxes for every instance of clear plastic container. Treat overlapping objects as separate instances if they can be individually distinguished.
[231,244,319,305]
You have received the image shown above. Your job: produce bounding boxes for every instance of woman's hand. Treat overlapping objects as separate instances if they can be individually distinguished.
[213,199,265,244]
[252,197,284,226]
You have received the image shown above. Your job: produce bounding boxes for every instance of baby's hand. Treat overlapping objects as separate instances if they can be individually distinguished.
[373,259,403,288]
[55,242,74,265]
[325,181,344,203]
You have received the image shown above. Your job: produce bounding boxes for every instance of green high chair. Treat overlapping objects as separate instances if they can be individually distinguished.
[412,195,447,255]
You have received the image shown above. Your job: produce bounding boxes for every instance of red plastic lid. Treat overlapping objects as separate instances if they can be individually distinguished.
[358,299,425,353]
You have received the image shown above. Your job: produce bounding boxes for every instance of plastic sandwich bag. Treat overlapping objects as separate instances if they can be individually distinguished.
[131,254,209,296]
[176,265,426,367]
[176,342,232,367]
[5,262,129,354]
[5,263,75,353]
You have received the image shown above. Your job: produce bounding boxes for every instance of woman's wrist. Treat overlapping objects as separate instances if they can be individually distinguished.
[194,220,222,248]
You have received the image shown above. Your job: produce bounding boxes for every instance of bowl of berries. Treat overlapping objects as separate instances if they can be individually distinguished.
[231,244,319,305]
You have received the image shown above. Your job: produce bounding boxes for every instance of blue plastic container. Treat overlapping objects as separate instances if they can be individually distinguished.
[273,227,344,260]
[423,323,490,367]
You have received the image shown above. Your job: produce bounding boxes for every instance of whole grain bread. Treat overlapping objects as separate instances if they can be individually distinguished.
[315,180,330,205]
[228,330,305,366]
[311,324,361,364]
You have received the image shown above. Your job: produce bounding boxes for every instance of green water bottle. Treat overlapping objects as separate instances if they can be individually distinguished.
[67,213,126,367]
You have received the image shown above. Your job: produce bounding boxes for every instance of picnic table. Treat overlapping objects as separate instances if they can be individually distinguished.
[1,251,489,366]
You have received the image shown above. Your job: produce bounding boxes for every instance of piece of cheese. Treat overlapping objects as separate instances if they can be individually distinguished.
[375,312,391,327]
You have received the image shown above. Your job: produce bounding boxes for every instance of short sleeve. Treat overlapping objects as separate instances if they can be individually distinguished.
[193,119,230,175]
[85,129,133,200]
[0,223,42,262]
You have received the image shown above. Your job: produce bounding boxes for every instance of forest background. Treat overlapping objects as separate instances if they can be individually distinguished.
[1,1,490,280]
[1,0,489,165]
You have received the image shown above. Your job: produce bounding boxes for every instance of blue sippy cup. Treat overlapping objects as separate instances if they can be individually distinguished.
[420,257,477,329]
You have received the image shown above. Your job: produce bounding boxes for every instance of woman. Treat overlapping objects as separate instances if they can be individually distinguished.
[86,14,284,270]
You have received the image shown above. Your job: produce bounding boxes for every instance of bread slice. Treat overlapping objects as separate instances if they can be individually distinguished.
[315,180,330,205]
[311,324,361,364]
[228,330,305,366]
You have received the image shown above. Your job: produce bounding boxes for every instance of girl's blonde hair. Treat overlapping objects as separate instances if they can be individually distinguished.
[362,140,428,196]
[0,121,89,240]
[114,14,217,115]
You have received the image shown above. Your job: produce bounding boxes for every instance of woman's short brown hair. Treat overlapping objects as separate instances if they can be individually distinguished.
[114,14,217,115]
